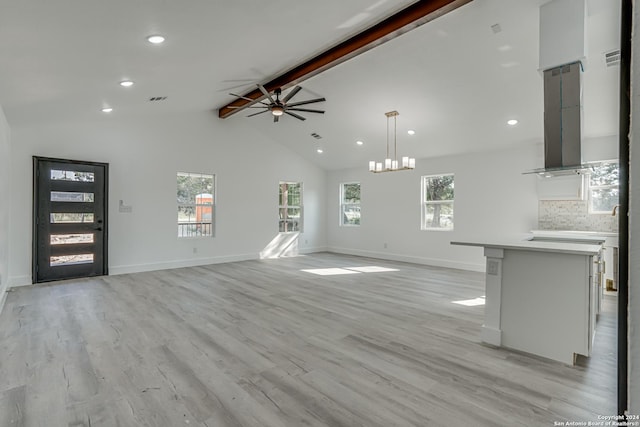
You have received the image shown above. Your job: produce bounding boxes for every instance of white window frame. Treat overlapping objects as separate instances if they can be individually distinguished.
[177,172,215,238]
[340,182,361,227]
[279,181,303,233]
[421,173,454,231]
[588,161,619,214]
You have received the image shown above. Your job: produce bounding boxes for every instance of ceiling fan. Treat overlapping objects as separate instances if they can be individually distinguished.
[230,84,325,123]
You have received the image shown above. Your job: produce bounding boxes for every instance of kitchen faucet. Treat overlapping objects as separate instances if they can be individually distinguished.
[612,205,621,216]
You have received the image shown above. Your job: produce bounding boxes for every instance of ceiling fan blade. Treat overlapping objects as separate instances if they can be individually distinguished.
[287,108,325,114]
[246,109,269,117]
[273,115,279,123]
[286,97,326,107]
[282,86,302,103]
[229,93,269,106]
[257,84,276,104]
[285,111,306,121]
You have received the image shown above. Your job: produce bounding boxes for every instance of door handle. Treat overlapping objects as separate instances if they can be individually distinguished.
[94,227,103,231]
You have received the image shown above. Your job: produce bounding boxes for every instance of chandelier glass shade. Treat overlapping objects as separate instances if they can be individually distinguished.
[368,111,415,173]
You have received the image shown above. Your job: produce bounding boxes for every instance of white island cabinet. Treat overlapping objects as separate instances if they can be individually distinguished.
[451,239,602,365]
[530,230,618,291]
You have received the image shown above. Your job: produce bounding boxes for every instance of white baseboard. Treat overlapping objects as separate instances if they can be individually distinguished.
[300,246,328,254]
[0,283,7,316]
[8,275,31,288]
[2,246,334,288]
[110,246,327,276]
[109,253,259,276]
[326,246,485,272]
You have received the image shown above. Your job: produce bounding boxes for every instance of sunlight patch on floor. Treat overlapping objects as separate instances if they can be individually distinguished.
[347,266,398,273]
[301,268,361,276]
[452,296,486,306]
[301,266,399,276]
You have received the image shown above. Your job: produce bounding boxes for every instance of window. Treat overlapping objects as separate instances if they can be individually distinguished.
[422,174,454,230]
[340,182,361,226]
[177,172,214,237]
[589,161,619,213]
[279,182,302,232]
[51,170,94,182]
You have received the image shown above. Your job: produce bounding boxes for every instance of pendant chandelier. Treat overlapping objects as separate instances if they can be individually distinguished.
[368,111,415,173]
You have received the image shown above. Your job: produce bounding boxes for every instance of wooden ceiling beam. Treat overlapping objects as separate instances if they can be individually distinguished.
[218,0,473,119]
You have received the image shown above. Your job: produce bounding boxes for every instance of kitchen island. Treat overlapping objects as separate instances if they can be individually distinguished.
[451,238,602,365]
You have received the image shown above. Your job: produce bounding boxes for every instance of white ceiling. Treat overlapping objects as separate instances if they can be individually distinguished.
[0,0,621,170]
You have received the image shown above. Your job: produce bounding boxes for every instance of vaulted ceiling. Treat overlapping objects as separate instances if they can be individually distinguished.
[0,0,621,170]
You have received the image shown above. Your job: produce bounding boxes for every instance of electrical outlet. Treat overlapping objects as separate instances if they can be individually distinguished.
[193,247,198,254]
[383,243,388,249]
[118,199,133,213]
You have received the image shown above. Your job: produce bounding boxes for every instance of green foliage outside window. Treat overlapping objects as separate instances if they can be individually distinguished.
[341,183,361,226]
[423,175,454,230]
[177,172,214,237]
[589,162,619,213]
[279,182,302,232]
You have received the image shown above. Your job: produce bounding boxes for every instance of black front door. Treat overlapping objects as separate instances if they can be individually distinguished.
[33,157,108,283]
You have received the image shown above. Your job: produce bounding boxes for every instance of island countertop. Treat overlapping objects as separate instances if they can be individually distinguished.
[451,238,602,256]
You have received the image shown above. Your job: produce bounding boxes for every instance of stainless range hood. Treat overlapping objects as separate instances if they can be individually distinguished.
[524,0,595,177]
[524,61,595,177]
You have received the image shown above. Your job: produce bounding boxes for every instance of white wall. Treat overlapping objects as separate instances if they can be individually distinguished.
[8,111,327,286]
[326,144,540,271]
[582,135,619,162]
[0,105,10,311]
[628,2,639,413]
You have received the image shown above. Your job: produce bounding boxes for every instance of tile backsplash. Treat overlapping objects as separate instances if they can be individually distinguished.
[538,200,619,232]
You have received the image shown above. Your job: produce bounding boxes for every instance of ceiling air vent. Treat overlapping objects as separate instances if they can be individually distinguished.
[310,132,322,139]
[149,96,168,102]
[604,49,621,67]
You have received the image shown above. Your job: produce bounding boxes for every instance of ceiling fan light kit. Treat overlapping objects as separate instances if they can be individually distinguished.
[369,111,416,173]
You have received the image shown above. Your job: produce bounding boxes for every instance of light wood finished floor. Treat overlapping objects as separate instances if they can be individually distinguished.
[0,253,617,426]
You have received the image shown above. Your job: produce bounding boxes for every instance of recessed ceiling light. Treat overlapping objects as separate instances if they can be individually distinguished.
[507,119,518,126]
[317,148,323,154]
[147,35,165,44]
[356,140,364,146]
[119,80,134,88]
[407,130,416,135]
[101,107,113,113]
